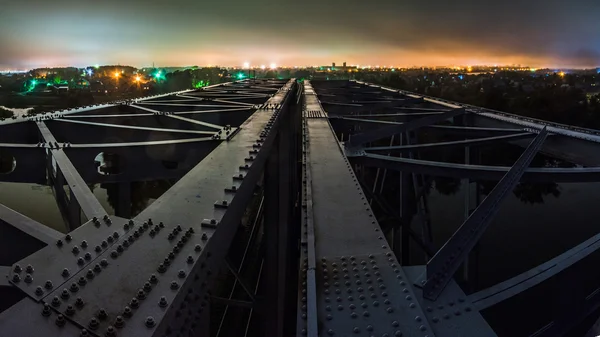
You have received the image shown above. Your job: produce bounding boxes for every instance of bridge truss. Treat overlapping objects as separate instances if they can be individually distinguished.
[1,79,600,336]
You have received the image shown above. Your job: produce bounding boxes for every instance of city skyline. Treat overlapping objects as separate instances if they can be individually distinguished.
[1,0,599,70]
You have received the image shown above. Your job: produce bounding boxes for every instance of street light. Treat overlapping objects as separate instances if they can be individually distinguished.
[270,63,276,69]
[114,72,120,79]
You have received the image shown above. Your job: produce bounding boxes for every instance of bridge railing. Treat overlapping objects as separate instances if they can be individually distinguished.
[353,80,600,139]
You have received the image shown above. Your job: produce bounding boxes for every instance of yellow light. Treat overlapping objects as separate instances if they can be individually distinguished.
[270,63,277,69]
[559,71,565,77]
[135,76,141,82]
[260,65,266,70]
[114,72,120,78]
[243,62,250,69]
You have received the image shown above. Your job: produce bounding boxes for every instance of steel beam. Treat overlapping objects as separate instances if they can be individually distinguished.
[365,132,535,153]
[347,108,466,146]
[422,128,548,300]
[353,152,600,183]
[36,122,107,222]
[299,81,435,336]
[0,203,62,245]
[469,226,600,310]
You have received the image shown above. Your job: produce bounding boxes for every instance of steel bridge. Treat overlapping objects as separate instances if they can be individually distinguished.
[1,79,600,336]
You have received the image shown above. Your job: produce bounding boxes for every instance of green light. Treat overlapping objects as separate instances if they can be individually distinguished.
[31,80,37,86]
[237,73,246,79]
[94,64,99,69]
[155,72,161,78]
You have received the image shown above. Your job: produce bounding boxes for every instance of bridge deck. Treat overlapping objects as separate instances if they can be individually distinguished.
[298,80,495,337]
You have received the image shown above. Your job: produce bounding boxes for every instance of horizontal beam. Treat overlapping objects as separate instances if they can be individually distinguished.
[70,136,215,148]
[53,118,215,135]
[347,108,466,146]
[423,128,548,300]
[0,203,62,244]
[365,132,535,153]
[353,152,600,183]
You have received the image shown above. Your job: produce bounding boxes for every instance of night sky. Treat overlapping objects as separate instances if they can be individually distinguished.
[1,0,599,69]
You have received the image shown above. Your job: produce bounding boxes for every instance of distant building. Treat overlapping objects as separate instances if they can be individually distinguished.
[332,62,336,68]
[343,62,347,67]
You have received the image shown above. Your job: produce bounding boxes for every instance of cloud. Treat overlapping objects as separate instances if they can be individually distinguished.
[1,0,599,68]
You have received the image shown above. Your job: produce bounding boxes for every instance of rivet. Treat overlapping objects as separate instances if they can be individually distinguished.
[130,298,139,308]
[51,296,61,307]
[81,240,88,248]
[105,326,116,337]
[159,296,168,308]
[41,304,51,316]
[123,306,133,317]
[115,316,125,328]
[75,297,84,307]
[66,305,75,316]
[171,281,179,289]
[55,314,66,327]
[137,289,146,299]
[61,288,70,299]
[98,309,108,320]
[145,316,155,328]
[80,329,89,336]
[45,280,53,289]
[88,318,99,330]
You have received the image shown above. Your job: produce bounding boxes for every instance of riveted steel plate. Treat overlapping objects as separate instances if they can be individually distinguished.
[0,298,81,337]
[9,216,140,300]
[404,266,497,337]
[316,254,434,337]
[44,223,205,337]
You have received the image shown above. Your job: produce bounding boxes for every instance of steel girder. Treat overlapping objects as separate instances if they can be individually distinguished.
[0,79,295,337]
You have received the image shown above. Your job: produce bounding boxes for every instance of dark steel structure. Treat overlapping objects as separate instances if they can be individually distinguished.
[2,78,600,336]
